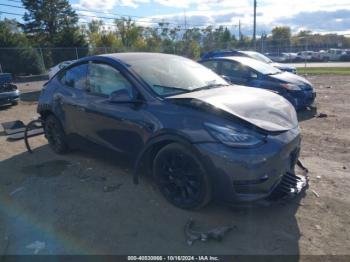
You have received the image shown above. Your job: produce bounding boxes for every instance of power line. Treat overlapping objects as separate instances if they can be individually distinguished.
[1,1,239,28]
[0,10,232,33]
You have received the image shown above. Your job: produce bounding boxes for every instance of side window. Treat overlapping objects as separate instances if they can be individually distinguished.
[201,60,219,73]
[88,63,133,96]
[59,64,88,89]
[221,61,249,78]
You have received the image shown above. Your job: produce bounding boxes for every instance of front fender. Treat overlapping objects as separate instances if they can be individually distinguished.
[132,132,198,184]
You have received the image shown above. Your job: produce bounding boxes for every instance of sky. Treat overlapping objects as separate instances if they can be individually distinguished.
[1,0,350,36]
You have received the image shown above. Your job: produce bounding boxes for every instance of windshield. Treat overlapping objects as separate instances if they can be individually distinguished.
[232,57,282,75]
[243,51,273,64]
[124,55,228,96]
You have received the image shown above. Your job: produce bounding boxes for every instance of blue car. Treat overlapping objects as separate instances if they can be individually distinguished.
[201,50,297,73]
[199,56,316,110]
[37,53,307,209]
[0,73,20,106]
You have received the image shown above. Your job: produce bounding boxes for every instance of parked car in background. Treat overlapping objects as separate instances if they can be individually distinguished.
[314,50,329,61]
[0,73,20,106]
[340,50,350,61]
[38,53,306,209]
[199,56,316,110]
[201,50,296,73]
[241,51,296,73]
[280,52,298,62]
[295,51,317,62]
[264,52,287,63]
[48,60,75,79]
[325,49,344,61]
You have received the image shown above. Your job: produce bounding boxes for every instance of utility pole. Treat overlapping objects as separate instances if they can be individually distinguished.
[184,9,187,40]
[238,20,242,41]
[253,0,257,49]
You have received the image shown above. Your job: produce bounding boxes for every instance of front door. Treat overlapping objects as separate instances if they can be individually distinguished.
[83,62,150,157]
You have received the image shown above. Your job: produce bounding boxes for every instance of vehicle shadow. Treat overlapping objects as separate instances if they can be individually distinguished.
[20,91,41,102]
[297,106,317,122]
[0,144,303,257]
[0,104,14,111]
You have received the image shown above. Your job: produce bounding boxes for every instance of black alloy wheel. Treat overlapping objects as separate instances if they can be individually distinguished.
[44,115,69,154]
[153,143,211,209]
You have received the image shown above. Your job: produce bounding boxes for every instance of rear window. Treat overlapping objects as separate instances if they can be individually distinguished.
[59,63,88,89]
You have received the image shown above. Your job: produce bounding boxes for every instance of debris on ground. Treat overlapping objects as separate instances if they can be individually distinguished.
[25,241,45,254]
[22,160,70,177]
[9,187,24,196]
[316,113,328,118]
[184,218,235,246]
[311,189,320,198]
[93,176,107,182]
[316,175,321,179]
[315,225,322,230]
[343,166,347,170]
[78,174,91,182]
[103,183,123,192]
[1,236,10,256]
[326,86,332,89]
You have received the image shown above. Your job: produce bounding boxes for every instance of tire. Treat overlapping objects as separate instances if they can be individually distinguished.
[44,114,70,154]
[11,101,18,106]
[153,143,211,209]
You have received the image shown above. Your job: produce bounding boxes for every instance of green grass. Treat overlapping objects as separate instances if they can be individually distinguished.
[297,67,350,75]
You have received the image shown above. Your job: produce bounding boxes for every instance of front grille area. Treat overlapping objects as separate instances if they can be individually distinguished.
[268,171,308,200]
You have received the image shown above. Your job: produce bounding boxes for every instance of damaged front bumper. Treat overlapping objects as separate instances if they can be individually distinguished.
[195,126,308,204]
[289,89,316,110]
[0,86,20,105]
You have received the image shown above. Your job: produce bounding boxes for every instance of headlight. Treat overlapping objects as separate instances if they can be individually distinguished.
[280,83,302,91]
[204,123,266,148]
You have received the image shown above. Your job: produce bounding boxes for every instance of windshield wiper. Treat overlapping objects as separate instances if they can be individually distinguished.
[152,84,191,96]
[191,83,230,92]
[153,84,189,92]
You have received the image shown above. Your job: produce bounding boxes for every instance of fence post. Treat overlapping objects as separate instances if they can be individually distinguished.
[75,47,79,60]
[39,47,46,71]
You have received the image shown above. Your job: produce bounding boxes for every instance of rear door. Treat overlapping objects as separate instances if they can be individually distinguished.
[54,63,89,135]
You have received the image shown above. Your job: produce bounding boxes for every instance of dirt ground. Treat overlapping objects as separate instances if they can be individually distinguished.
[0,76,349,258]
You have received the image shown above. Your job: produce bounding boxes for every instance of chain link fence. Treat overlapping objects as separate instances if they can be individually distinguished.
[0,43,348,76]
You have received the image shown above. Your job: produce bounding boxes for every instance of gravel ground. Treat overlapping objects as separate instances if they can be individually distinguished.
[0,76,349,258]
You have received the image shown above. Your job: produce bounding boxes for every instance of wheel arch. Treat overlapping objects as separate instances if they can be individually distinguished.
[132,133,200,184]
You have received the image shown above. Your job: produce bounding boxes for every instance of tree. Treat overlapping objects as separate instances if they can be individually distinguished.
[0,19,43,75]
[22,0,78,44]
[21,0,87,67]
[115,18,143,49]
[271,26,291,47]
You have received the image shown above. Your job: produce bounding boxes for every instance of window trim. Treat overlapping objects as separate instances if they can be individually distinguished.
[58,62,89,90]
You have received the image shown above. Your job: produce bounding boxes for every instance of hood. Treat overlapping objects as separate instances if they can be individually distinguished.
[271,62,296,71]
[270,72,312,88]
[169,85,298,132]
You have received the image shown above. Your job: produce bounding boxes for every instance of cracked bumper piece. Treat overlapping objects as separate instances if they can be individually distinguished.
[195,127,306,203]
[0,90,20,105]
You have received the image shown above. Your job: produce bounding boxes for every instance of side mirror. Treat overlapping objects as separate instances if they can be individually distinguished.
[249,72,258,80]
[110,89,134,103]
[220,75,232,83]
[109,89,143,104]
